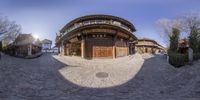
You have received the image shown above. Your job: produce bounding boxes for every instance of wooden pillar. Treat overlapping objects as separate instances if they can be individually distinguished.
[81,36,85,58]
[66,44,69,56]
[130,44,132,55]
[64,44,66,55]
[113,34,117,58]
[61,41,64,56]
[127,42,129,56]
[113,45,116,58]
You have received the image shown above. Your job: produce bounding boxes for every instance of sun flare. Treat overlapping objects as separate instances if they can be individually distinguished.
[33,34,39,39]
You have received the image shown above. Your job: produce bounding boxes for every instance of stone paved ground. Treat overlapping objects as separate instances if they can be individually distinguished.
[0,53,200,100]
[55,54,144,88]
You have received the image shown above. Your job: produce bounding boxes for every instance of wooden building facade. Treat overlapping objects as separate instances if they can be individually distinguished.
[56,15,137,59]
[136,38,165,54]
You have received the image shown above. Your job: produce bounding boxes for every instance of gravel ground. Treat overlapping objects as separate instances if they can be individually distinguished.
[0,53,200,100]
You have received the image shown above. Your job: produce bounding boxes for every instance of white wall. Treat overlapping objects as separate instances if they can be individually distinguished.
[42,49,58,53]
[42,43,51,49]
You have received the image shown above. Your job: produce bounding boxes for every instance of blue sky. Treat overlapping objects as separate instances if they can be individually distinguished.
[0,0,200,47]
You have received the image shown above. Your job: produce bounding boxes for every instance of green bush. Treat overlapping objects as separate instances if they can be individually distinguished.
[168,52,188,67]
[193,53,200,61]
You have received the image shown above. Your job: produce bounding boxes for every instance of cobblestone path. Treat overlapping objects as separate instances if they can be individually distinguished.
[0,53,200,100]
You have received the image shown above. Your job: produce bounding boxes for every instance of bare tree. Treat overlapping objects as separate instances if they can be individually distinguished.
[6,21,22,41]
[0,15,21,41]
[0,16,9,34]
[180,12,200,33]
[156,18,182,46]
[180,13,200,53]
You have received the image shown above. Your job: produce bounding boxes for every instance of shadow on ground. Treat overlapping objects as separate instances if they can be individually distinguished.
[0,53,200,100]
[50,54,175,99]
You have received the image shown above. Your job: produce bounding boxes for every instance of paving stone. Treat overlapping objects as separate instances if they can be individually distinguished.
[0,53,200,100]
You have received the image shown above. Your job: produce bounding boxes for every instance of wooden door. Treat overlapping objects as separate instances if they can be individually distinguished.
[93,46,112,58]
[85,38,114,58]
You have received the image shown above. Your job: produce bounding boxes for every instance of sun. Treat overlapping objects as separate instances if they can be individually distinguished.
[33,34,39,39]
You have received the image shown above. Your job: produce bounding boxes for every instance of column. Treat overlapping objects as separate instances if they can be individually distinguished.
[127,43,129,56]
[61,41,64,56]
[129,44,132,55]
[81,36,85,58]
[66,44,69,56]
[113,45,116,58]
[113,34,117,58]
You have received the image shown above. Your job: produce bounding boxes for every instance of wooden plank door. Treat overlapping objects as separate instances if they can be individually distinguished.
[93,46,112,58]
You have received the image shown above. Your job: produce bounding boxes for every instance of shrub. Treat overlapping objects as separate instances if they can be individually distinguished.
[193,53,200,61]
[168,51,188,67]
[189,27,199,53]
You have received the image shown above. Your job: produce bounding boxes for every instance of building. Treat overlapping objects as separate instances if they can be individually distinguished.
[13,34,42,57]
[41,39,52,52]
[178,38,189,54]
[56,15,137,59]
[136,38,165,54]
[51,46,59,53]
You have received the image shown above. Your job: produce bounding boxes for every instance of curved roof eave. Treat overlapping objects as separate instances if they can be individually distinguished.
[57,24,137,44]
[60,14,136,33]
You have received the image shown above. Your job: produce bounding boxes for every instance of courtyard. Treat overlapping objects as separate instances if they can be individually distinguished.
[0,53,200,100]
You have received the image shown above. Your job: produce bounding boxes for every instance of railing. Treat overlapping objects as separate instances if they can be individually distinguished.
[57,20,132,41]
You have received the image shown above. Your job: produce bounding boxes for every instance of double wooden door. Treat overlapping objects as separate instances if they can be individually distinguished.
[93,46,113,58]
[85,38,113,58]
